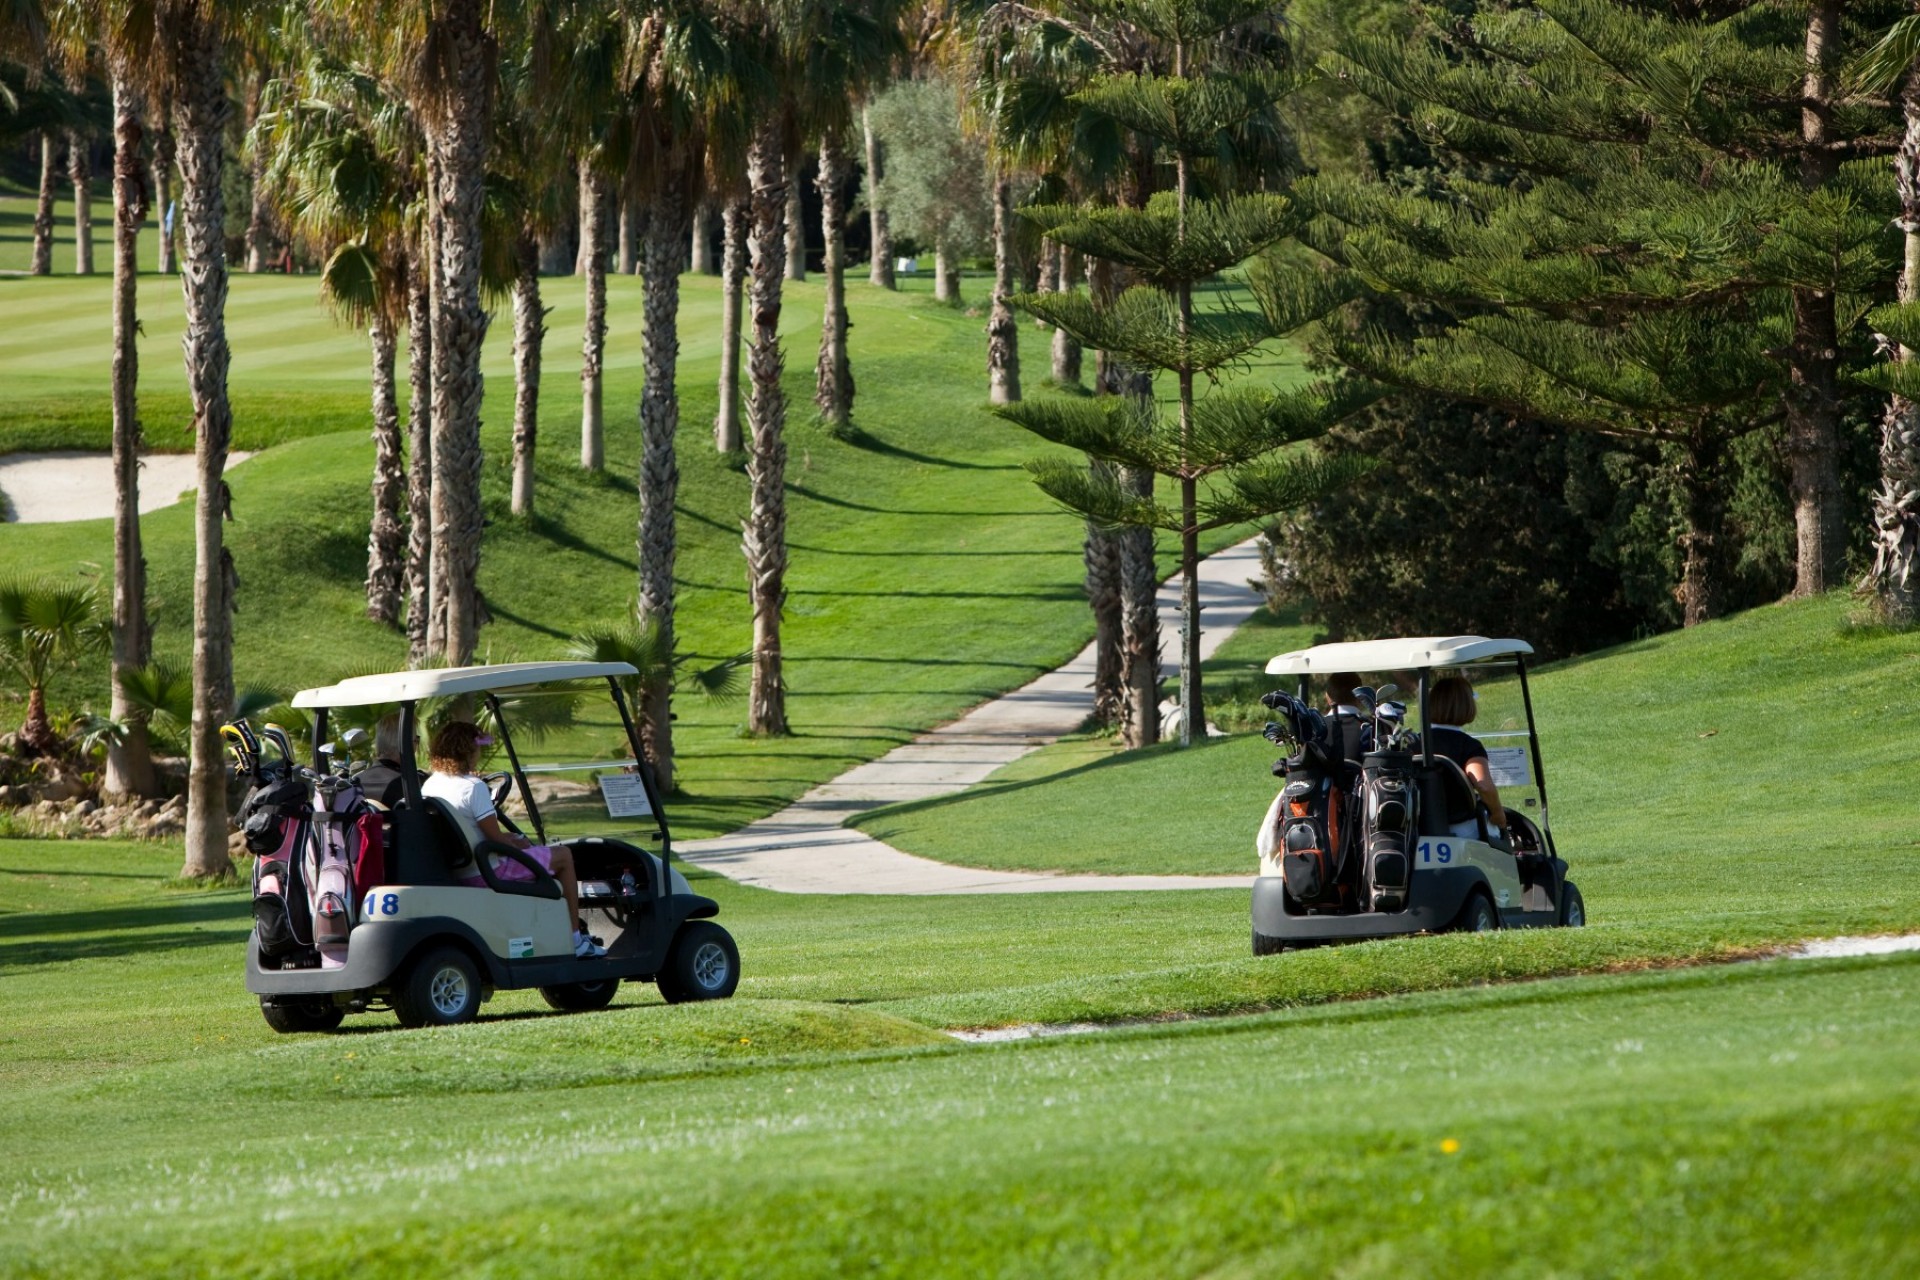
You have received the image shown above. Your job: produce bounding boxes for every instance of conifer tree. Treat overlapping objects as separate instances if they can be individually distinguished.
[993,0,1376,746]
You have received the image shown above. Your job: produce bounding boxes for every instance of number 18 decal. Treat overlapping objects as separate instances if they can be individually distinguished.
[362,891,402,917]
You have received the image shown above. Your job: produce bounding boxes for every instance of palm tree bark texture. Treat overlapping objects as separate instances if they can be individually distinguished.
[105,68,156,800]
[155,125,178,274]
[745,123,791,735]
[785,164,807,282]
[1872,62,1920,624]
[814,133,854,429]
[716,197,747,452]
[638,180,687,790]
[404,246,434,666]
[511,227,545,517]
[1053,244,1082,385]
[168,0,237,879]
[421,0,493,666]
[1786,0,1848,596]
[69,130,93,276]
[987,175,1020,404]
[1084,460,1124,728]
[580,166,610,471]
[244,74,275,273]
[365,315,406,624]
[863,102,894,289]
[31,133,56,275]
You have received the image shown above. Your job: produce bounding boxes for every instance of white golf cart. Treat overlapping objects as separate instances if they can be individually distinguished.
[1253,636,1584,952]
[245,661,739,1030]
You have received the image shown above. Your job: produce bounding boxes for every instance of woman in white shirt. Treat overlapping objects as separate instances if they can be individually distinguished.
[423,720,604,958]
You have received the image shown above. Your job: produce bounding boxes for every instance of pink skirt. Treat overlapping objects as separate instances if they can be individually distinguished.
[459,845,558,887]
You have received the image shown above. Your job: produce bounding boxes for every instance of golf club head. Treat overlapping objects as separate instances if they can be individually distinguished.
[1354,686,1377,715]
[1375,682,1399,702]
[261,724,295,766]
[340,727,368,751]
[1260,689,1288,711]
[1378,700,1407,724]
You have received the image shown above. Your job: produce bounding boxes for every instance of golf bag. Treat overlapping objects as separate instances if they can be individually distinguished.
[1256,692,1357,907]
[242,774,313,966]
[1356,749,1419,912]
[304,778,383,969]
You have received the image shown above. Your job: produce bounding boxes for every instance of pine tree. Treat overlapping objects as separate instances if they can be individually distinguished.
[992,0,1376,746]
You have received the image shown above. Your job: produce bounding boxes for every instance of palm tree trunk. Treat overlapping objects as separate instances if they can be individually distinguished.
[104,69,155,800]
[1869,66,1920,625]
[690,201,715,275]
[421,0,491,667]
[155,125,177,275]
[746,123,791,736]
[988,175,1021,405]
[1052,244,1082,385]
[580,167,609,472]
[1786,0,1845,596]
[244,75,274,273]
[1035,235,1057,325]
[404,247,434,666]
[934,239,959,303]
[814,134,854,430]
[716,197,747,453]
[31,133,55,276]
[69,131,93,276]
[511,228,545,517]
[617,188,638,275]
[863,103,894,290]
[639,182,688,790]
[1085,462,1124,730]
[19,686,59,757]
[366,317,406,625]
[170,5,236,880]
[784,166,807,283]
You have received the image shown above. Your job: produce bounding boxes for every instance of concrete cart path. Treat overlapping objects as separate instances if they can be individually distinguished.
[679,538,1268,894]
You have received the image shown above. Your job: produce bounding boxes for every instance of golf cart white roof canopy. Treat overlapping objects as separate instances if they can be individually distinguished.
[291,661,638,709]
[1264,636,1533,677]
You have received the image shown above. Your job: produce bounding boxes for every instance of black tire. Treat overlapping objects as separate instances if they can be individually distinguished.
[1253,928,1287,957]
[540,977,621,1012]
[260,997,346,1034]
[392,945,483,1028]
[1559,881,1586,927]
[655,922,740,1004]
[1452,891,1499,934]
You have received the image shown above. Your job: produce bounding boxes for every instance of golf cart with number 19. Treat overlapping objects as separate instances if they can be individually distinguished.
[1252,636,1584,953]
[245,661,739,1030]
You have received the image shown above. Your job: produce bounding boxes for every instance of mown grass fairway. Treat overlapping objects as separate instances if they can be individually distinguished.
[2,834,1916,1279]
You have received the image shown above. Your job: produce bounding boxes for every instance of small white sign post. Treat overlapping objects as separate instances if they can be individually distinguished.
[597,773,653,818]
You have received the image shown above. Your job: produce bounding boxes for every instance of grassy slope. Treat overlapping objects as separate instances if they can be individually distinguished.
[2,837,1915,1280]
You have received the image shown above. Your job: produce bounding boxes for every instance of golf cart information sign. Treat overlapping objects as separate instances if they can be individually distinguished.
[598,772,654,818]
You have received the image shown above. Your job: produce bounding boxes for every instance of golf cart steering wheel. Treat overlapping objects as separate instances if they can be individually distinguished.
[483,771,514,810]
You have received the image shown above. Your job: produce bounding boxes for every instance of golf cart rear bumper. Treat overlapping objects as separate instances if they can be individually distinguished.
[1252,870,1481,942]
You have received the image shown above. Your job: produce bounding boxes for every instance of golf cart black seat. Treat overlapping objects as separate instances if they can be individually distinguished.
[417,797,562,901]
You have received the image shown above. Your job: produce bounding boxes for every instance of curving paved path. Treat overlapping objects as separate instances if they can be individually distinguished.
[679,538,1268,894]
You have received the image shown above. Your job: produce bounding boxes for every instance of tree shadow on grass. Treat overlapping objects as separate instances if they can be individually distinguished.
[786,484,1049,517]
[0,894,247,941]
[0,922,246,969]
[837,428,1022,472]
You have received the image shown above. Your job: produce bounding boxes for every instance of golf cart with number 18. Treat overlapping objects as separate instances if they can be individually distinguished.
[244,661,739,1030]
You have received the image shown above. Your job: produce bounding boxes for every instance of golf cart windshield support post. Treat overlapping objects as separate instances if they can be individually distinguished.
[606,676,673,874]
[484,692,547,846]
[1296,676,1307,703]
[398,701,423,811]
[310,709,329,772]
[1417,673,1432,767]
[1515,656,1554,854]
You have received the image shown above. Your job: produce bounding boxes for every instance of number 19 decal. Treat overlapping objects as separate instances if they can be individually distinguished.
[1415,839,1454,868]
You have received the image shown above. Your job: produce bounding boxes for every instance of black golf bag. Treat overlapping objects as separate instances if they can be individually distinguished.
[1259,692,1362,908]
[241,772,315,966]
[1356,748,1420,912]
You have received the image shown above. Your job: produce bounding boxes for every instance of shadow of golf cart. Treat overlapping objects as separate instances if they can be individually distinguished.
[1253,637,1584,953]
[246,661,738,1030]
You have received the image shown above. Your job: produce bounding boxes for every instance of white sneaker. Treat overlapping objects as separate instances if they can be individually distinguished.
[573,930,605,959]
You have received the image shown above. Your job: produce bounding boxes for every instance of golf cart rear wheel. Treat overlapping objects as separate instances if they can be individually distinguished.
[392,945,482,1028]
[1452,892,1499,934]
[1559,881,1586,927]
[540,978,621,1012]
[656,922,740,1004]
[259,996,345,1034]
[1253,928,1287,957]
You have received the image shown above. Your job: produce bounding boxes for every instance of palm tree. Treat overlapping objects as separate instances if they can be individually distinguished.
[714,190,747,451]
[155,0,240,879]
[67,127,92,274]
[31,131,56,274]
[861,99,893,288]
[0,578,105,759]
[579,157,610,470]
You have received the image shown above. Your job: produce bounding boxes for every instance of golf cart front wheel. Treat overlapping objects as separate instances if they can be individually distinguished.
[260,996,346,1034]
[392,945,483,1028]
[1559,881,1586,928]
[1452,892,1499,934]
[540,978,621,1012]
[656,922,740,1003]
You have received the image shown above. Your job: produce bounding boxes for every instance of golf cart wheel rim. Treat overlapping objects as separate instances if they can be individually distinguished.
[1567,900,1585,926]
[691,941,729,990]
[428,965,471,1017]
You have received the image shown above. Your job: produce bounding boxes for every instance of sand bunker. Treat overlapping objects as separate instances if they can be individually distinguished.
[0,451,252,523]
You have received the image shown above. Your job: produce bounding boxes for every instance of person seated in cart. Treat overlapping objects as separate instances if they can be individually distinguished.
[423,720,605,957]
[1323,672,1372,764]
[1425,675,1507,841]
